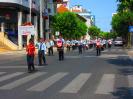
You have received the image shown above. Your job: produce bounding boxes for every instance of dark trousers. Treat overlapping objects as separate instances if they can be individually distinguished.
[67,46,70,51]
[108,44,111,48]
[48,46,53,55]
[27,55,35,71]
[78,45,82,54]
[96,48,101,56]
[38,50,46,65]
[59,50,64,60]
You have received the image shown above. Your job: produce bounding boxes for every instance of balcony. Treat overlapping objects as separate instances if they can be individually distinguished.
[0,0,39,11]
[0,0,22,5]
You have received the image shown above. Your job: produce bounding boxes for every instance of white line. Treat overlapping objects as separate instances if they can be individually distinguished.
[128,75,133,95]
[0,72,6,75]
[0,66,43,69]
[0,72,46,90]
[60,73,91,93]
[95,74,115,94]
[27,72,68,92]
[128,75,133,87]
[0,72,24,82]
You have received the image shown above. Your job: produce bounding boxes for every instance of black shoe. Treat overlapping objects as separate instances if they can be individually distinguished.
[28,71,32,73]
[43,63,48,66]
[32,69,38,72]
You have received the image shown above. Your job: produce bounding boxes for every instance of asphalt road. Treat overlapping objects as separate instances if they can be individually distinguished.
[0,46,133,99]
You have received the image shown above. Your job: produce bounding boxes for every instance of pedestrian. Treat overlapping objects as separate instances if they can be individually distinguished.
[26,38,36,73]
[48,39,54,56]
[57,35,64,61]
[36,38,48,66]
[78,40,83,54]
[108,39,112,48]
[96,39,101,56]
[66,39,71,51]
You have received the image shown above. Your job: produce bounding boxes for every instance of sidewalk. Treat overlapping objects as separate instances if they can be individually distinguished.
[0,47,67,55]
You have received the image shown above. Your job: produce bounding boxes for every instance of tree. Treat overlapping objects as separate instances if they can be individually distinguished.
[52,12,87,39]
[111,0,133,47]
[88,26,101,38]
[117,0,133,12]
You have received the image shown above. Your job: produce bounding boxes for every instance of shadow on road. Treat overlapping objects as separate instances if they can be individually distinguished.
[107,56,133,67]
[112,87,133,99]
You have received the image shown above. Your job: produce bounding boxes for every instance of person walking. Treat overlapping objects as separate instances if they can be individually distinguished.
[26,38,36,73]
[108,39,112,48]
[96,39,101,56]
[48,39,54,56]
[57,35,64,61]
[78,40,83,54]
[37,38,48,66]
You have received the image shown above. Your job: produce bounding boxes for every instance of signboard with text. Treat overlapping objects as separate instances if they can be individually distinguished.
[18,26,35,35]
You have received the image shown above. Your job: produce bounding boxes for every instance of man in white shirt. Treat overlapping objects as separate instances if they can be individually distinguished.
[48,39,54,56]
[36,38,47,66]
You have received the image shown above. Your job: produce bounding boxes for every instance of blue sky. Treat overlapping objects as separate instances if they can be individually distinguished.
[70,0,117,32]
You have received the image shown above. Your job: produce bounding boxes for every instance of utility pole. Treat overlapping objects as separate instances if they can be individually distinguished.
[40,0,44,38]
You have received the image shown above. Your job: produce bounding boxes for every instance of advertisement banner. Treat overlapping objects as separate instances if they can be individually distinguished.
[18,26,35,35]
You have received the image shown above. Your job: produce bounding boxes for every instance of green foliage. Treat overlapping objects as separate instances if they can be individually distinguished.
[88,26,101,37]
[51,12,87,39]
[111,12,133,37]
[117,0,133,12]
[99,31,117,39]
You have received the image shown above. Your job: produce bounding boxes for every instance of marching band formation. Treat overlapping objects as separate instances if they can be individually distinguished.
[26,36,113,73]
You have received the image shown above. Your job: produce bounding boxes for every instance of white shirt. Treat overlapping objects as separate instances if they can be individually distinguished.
[49,40,54,46]
[36,42,47,51]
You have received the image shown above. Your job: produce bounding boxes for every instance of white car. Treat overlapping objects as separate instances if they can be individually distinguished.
[114,37,123,46]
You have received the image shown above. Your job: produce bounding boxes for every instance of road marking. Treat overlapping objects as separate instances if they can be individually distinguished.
[95,74,115,94]
[128,75,133,87]
[128,75,133,95]
[0,72,6,75]
[0,66,43,69]
[27,72,68,92]
[60,73,91,93]
[0,72,46,90]
[0,72,24,82]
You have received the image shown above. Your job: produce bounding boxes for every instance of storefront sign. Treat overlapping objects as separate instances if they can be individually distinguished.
[18,26,35,35]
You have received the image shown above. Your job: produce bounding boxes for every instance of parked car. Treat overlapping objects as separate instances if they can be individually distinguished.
[114,37,123,46]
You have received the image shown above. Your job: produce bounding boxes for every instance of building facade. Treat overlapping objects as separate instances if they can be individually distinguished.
[0,0,63,50]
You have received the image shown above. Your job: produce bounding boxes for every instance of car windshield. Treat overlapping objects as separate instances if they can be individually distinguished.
[115,37,122,41]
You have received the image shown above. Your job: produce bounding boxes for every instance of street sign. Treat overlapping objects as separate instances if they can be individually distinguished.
[129,26,133,32]
[18,26,35,35]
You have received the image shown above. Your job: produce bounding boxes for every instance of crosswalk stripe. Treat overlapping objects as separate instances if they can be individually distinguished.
[128,75,133,87]
[0,66,43,69]
[0,72,46,90]
[27,72,68,92]
[0,72,6,75]
[0,72,24,82]
[60,73,91,93]
[95,74,115,94]
[127,75,133,95]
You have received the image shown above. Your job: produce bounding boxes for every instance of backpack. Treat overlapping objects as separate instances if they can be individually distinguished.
[57,40,63,48]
